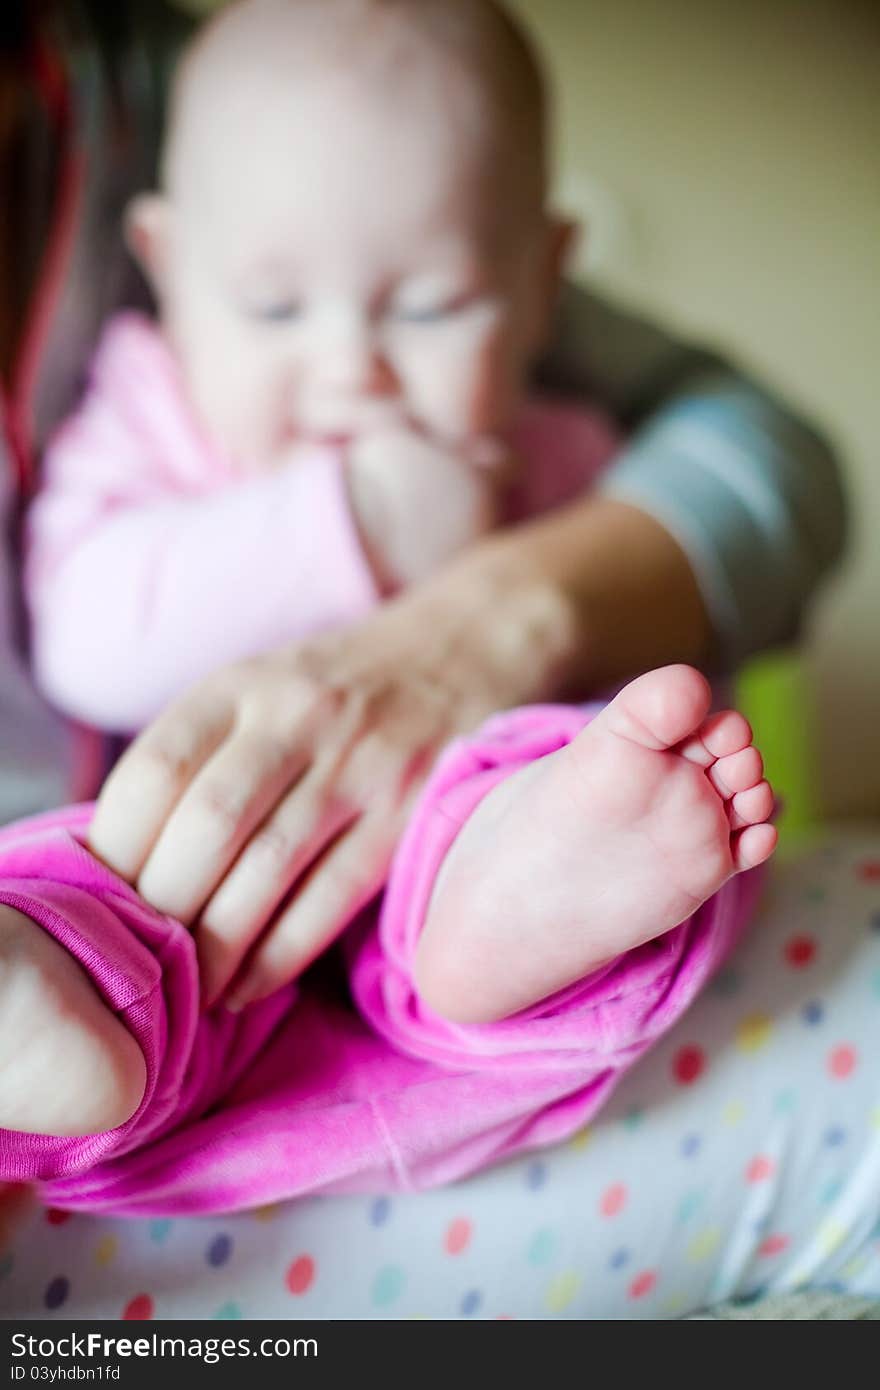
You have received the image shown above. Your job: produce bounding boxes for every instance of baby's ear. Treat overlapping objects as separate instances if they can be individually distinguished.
[124,194,173,296]
[543,213,579,295]
[529,214,579,350]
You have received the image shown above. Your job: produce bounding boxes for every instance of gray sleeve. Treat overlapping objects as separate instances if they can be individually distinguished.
[535,281,849,668]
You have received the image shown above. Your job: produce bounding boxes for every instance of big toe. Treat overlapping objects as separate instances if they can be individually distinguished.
[600,665,713,751]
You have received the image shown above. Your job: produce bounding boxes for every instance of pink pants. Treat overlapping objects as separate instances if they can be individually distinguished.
[0,704,762,1217]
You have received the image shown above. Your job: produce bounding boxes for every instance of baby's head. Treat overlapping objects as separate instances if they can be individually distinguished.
[128,0,572,466]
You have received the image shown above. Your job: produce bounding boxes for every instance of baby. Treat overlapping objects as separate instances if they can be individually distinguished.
[1,0,774,1173]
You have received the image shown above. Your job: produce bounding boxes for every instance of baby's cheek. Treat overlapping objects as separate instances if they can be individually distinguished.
[168,291,289,465]
[195,345,286,464]
[406,324,518,438]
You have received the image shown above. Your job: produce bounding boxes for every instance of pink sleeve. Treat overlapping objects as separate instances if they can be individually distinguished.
[25,321,379,733]
[0,806,294,1199]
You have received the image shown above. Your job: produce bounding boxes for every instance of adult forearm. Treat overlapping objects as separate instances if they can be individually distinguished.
[428,494,711,705]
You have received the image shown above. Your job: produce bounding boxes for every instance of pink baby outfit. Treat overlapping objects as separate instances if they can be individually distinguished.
[0,311,764,1216]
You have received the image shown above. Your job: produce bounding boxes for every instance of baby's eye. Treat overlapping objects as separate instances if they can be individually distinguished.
[390,293,472,324]
[248,300,303,324]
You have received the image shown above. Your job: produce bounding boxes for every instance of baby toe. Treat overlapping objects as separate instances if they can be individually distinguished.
[729,779,774,830]
[679,709,752,766]
[733,822,778,871]
[708,744,764,798]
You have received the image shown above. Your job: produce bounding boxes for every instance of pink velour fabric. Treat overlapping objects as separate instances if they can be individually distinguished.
[0,703,762,1217]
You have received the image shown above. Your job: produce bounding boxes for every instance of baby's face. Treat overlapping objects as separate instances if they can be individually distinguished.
[145,51,554,467]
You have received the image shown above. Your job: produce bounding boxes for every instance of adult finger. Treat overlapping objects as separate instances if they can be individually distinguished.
[195,766,360,1006]
[89,689,234,879]
[225,811,397,1010]
[135,727,313,925]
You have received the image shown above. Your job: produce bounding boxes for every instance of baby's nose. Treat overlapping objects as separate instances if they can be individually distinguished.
[315,309,397,397]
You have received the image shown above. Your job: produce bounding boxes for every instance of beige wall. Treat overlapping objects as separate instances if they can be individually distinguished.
[508,0,879,818]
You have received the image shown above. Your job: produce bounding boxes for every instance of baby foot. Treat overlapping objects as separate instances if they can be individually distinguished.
[0,905,146,1136]
[415,665,776,1023]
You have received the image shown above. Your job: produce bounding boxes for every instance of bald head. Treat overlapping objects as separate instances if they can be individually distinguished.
[128,0,569,467]
[162,0,550,221]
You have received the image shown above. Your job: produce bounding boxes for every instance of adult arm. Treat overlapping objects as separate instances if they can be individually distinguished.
[538,282,849,666]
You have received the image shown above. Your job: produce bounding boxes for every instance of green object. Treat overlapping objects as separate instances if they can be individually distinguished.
[734,648,817,848]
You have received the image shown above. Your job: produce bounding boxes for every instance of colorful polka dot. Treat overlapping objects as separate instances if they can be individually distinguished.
[824,1125,847,1147]
[545,1271,581,1313]
[148,1219,173,1245]
[444,1218,472,1256]
[122,1294,153,1321]
[286,1255,315,1296]
[673,1044,706,1085]
[94,1236,117,1268]
[45,1209,71,1227]
[253,1204,279,1222]
[802,999,824,1025]
[686,1228,720,1262]
[370,1197,391,1227]
[371,1265,405,1307]
[526,1228,558,1266]
[758,1233,790,1258]
[784,935,817,968]
[44,1276,69,1311]
[206,1234,232,1268]
[828,1044,857,1079]
[841,1255,868,1281]
[609,1247,630,1270]
[745,1155,775,1184]
[623,1106,645,1130]
[628,1270,657,1299]
[819,1177,844,1205]
[819,1220,847,1255]
[774,1088,798,1115]
[677,1190,703,1223]
[569,1125,592,1151]
[460,1289,482,1316]
[213,1302,242,1320]
[722,1100,746,1127]
[680,1132,702,1158]
[599,1182,627,1217]
[660,1293,687,1317]
[525,1161,547,1190]
[856,860,880,882]
[736,1013,773,1051]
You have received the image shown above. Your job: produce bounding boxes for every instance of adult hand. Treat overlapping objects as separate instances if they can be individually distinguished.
[89,552,563,1009]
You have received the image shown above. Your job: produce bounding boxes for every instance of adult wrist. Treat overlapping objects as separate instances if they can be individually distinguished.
[421,531,583,710]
